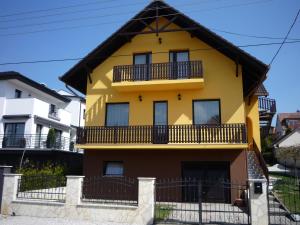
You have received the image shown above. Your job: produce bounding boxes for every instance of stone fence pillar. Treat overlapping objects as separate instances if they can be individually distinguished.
[0,166,12,212]
[134,177,156,225]
[248,179,269,225]
[65,176,84,206]
[1,174,22,215]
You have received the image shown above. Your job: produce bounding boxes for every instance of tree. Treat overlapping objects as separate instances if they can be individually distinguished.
[276,145,300,183]
[46,128,56,148]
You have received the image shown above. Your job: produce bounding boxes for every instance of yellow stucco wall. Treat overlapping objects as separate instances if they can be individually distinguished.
[245,96,261,150]
[85,18,247,129]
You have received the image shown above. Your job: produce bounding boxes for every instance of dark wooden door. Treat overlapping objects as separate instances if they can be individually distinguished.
[182,162,230,203]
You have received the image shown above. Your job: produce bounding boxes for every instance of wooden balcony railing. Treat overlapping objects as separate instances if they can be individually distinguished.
[258,97,276,114]
[113,61,203,82]
[76,124,247,145]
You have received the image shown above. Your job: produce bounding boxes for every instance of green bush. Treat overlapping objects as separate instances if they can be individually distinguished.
[46,128,56,148]
[16,162,66,191]
[261,135,275,165]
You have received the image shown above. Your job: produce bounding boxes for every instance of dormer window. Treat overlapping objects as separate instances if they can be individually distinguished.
[15,89,22,98]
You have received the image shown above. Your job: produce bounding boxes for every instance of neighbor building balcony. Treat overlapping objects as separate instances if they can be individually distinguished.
[3,98,71,126]
[76,123,247,149]
[0,134,74,151]
[258,97,276,114]
[112,60,204,92]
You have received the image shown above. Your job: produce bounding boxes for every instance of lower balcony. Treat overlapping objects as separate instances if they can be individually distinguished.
[0,134,74,151]
[76,124,247,149]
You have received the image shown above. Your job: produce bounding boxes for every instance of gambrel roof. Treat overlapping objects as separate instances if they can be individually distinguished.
[60,0,269,96]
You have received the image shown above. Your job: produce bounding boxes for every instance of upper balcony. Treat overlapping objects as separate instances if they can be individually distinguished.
[112,61,204,92]
[76,123,247,150]
[0,134,74,151]
[4,98,71,126]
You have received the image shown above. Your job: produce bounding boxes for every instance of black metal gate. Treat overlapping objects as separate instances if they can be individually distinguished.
[268,174,300,225]
[154,178,250,225]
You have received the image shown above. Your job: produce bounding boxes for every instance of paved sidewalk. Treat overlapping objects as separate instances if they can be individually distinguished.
[0,215,129,225]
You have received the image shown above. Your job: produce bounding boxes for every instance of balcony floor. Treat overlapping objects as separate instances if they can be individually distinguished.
[111,78,204,92]
[76,143,248,150]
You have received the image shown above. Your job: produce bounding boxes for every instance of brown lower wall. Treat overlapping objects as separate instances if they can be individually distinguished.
[83,149,248,203]
[84,149,247,182]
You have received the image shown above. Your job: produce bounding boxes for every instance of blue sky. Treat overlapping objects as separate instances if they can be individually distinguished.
[0,0,299,115]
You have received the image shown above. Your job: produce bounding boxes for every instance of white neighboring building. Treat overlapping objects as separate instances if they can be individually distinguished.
[273,128,300,168]
[0,71,84,151]
[57,90,86,145]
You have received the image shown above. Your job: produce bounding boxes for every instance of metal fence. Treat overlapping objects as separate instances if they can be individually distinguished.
[81,176,138,206]
[0,134,74,151]
[16,175,66,202]
[268,173,300,225]
[155,178,250,225]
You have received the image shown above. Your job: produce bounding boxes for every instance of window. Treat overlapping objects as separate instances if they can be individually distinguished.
[169,51,190,79]
[133,53,152,80]
[15,89,22,98]
[193,100,221,125]
[49,104,58,117]
[4,123,25,135]
[35,125,43,148]
[105,103,129,126]
[83,109,86,119]
[169,51,189,62]
[104,162,124,176]
[154,101,168,126]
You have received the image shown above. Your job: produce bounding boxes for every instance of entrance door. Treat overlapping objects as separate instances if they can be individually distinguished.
[153,101,168,144]
[182,162,230,203]
[170,51,190,79]
[133,53,152,80]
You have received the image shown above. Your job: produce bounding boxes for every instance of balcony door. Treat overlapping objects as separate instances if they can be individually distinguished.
[3,123,25,148]
[153,101,168,144]
[170,51,190,79]
[133,53,152,81]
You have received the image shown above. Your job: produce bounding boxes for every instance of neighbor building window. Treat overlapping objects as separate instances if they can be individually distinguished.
[49,104,58,117]
[15,89,22,98]
[193,100,221,124]
[105,103,129,126]
[4,123,25,136]
[104,162,124,176]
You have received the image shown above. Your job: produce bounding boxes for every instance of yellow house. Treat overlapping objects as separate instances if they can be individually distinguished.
[61,0,274,201]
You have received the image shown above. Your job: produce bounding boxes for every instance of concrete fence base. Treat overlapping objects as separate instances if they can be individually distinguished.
[1,174,270,225]
[248,179,269,225]
[1,174,155,225]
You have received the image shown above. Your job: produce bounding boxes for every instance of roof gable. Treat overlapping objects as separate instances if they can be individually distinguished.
[60,0,268,96]
[0,71,70,103]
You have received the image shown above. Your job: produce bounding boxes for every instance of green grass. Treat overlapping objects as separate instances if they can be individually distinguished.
[270,174,300,213]
[155,205,173,221]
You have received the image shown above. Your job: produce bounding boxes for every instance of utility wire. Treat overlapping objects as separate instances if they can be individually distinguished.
[0,0,230,23]
[1,40,300,66]
[0,0,123,18]
[0,0,147,24]
[210,28,300,41]
[268,8,300,66]
[0,0,277,37]
[0,0,272,26]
